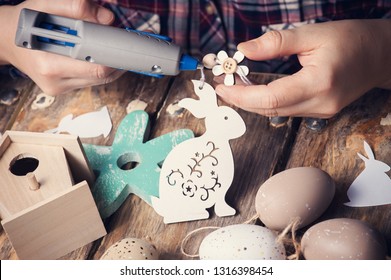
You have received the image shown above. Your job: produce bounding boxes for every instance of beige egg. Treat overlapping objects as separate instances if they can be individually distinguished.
[255,167,335,231]
[100,238,159,260]
[301,218,386,260]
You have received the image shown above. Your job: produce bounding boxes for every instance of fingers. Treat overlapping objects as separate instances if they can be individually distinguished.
[36,68,124,95]
[216,83,333,118]
[215,68,341,118]
[26,51,124,95]
[68,0,114,24]
[21,0,114,24]
[215,69,315,114]
[215,71,341,118]
[237,26,318,61]
[66,68,124,89]
[49,55,120,79]
[13,0,118,95]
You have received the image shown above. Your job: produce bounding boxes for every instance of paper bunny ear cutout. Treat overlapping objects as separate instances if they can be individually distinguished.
[357,141,375,162]
[345,141,391,207]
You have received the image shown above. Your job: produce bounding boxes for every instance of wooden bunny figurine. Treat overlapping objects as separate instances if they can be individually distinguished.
[345,141,391,207]
[151,80,246,223]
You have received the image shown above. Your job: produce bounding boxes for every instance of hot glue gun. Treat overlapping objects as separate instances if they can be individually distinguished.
[15,8,201,77]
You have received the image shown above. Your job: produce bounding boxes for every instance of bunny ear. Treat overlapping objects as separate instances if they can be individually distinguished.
[191,80,218,107]
[178,81,219,119]
[178,98,207,118]
[363,141,375,159]
[357,152,368,163]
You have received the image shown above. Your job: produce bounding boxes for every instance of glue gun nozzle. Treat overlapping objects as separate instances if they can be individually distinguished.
[196,63,204,70]
[179,54,201,71]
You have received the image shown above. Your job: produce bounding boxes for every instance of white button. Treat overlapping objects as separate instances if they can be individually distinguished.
[222,58,237,74]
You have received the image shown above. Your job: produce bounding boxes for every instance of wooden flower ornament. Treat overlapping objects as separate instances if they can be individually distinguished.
[203,50,249,86]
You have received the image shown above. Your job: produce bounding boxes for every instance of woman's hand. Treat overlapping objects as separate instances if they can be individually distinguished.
[0,0,124,95]
[215,19,391,118]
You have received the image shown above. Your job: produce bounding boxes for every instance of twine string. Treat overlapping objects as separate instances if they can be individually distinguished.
[236,66,253,85]
[198,65,206,90]
[276,217,302,260]
[180,226,221,258]
[180,213,260,258]
[243,213,259,224]
[180,215,304,260]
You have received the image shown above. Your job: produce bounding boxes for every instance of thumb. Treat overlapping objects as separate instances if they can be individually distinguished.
[237,28,312,61]
[23,0,114,24]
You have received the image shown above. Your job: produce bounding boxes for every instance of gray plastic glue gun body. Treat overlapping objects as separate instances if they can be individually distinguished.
[15,8,199,76]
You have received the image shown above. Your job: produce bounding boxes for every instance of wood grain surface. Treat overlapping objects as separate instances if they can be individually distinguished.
[0,70,390,259]
[286,88,391,256]
[0,75,31,133]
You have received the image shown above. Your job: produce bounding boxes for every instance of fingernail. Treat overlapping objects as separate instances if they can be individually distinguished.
[238,40,258,53]
[97,7,114,24]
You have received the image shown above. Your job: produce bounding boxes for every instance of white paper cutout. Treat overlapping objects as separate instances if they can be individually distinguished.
[45,106,112,138]
[126,99,148,114]
[151,80,246,223]
[345,141,391,207]
[31,93,55,110]
[203,51,250,86]
[380,113,391,126]
[166,101,185,116]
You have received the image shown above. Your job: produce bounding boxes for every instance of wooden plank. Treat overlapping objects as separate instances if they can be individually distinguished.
[285,88,391,257]
[11,72,173,146]
[0,72,174,259]
[0,132,11,158]
[6,69,389,260]
[91,71,297,259]
[0,76,31,134]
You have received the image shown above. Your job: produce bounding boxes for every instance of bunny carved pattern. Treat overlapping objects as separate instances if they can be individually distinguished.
[345,141,391,207]
[151,80,246,223]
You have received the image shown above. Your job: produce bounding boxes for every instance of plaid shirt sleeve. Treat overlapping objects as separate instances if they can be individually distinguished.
[95,0,391,72]
[0,0,22,3]
[2,0,391,73]
[94,1,391,52]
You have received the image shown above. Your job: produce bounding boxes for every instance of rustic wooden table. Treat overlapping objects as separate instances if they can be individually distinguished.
[0,70,390,259]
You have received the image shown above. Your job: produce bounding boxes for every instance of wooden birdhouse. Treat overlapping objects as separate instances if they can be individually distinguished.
[0,131,106,259]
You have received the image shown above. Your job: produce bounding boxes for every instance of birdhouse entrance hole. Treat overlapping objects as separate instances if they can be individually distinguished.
[9,153,39,176]
[117,153,140,171]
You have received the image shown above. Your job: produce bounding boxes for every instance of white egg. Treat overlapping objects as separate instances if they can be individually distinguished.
[100,238,159,260]
[199,224,286,260]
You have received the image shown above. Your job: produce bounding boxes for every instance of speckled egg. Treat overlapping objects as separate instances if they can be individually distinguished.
[100,238,159,260]
[199,224,286,260]
[301,218,387,260]
[255,167,335,231]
